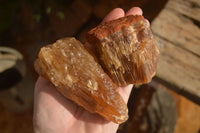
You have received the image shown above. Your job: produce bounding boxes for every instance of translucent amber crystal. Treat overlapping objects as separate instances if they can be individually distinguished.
[86,15,159,86]
[34,37,128,124]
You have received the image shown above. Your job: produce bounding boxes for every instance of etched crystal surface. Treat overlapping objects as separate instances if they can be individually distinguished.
[34,37,128,124]
[86,15,160,86]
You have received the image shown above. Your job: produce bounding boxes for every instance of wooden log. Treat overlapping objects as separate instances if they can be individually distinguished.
[169,87,200,133]
[152,8,200,56]
[151,0,200,104]
[167,0,200,22]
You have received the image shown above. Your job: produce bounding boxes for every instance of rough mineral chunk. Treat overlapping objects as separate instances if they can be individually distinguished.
[86,15,159,86]
[34,37,128,124]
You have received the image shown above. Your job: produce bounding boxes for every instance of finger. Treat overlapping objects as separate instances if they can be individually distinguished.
[86,8,125,52]
[35,76,51,93]
[117,84,134,103]
[125,7,143,16]
[125,7,150,27]
[34,76,78,116]
[101,8,125,23]
[34,76,65,101]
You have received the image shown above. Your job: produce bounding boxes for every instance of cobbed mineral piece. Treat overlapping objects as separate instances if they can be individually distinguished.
[34,37,128,124]
[86,15,159,86]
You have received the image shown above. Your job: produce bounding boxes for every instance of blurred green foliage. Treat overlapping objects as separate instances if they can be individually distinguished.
[0,0,75,32]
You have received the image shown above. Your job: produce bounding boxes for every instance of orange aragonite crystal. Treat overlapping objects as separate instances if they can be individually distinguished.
[86,15,159,86]
[34,37,128,124]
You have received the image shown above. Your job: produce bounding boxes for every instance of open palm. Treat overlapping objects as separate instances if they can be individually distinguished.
[33,7,143,133]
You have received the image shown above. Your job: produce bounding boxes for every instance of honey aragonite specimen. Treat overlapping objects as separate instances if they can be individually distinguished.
[86,15,159,86]
[34,37,128,124]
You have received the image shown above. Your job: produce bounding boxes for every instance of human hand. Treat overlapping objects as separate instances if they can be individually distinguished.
[33,7,143,133]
